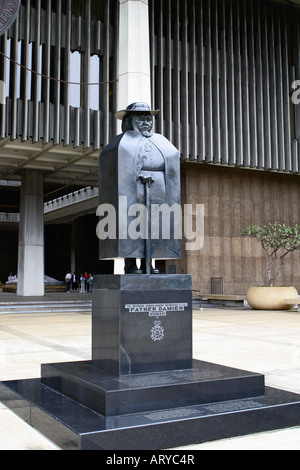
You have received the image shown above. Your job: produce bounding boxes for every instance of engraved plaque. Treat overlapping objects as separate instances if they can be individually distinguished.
[203,399,264,414]
[115,374,178,388]
[145,408,203,422]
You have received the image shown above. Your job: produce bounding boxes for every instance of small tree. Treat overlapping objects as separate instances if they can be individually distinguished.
[241,222,300,287]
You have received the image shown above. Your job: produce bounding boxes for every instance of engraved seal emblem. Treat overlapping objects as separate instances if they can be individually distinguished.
[151,320,164,342]
[0,0,21,36]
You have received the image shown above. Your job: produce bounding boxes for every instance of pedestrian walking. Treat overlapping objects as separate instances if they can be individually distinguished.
[65,271,72,293]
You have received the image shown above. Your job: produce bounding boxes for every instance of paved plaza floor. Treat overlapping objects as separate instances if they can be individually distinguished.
[0,293,300,450]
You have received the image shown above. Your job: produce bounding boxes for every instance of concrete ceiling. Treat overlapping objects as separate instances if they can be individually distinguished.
[283,0,300,5]
[0,0,298,190]
[272,0,300,6]
[0,137,100,187]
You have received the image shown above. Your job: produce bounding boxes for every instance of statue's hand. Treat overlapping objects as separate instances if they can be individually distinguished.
[138,175,155,187]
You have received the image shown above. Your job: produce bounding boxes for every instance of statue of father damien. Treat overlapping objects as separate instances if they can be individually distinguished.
[98,103,181,271]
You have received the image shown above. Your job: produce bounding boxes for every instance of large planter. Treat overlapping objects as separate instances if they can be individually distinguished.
[246,286,299,310]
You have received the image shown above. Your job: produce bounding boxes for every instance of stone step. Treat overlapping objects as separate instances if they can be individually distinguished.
[2,363,300,450]
[0,300,92,314]
[40,359,265,417]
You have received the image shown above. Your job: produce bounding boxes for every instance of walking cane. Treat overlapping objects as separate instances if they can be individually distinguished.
[138,175,154,274]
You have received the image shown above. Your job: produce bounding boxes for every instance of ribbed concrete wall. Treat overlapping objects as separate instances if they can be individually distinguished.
[0,0,118,149]
[150,0,300,173]
[174,164,300,295]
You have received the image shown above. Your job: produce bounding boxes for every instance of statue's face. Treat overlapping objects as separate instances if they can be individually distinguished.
[132,113,153,137]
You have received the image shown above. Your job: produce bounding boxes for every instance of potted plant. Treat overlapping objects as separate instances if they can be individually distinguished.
[241,222,300,310]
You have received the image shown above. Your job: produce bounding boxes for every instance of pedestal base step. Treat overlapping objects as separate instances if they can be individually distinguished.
[40,360,265,416]
[1,360,300,450]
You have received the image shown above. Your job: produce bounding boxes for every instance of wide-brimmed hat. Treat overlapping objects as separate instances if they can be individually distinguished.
[115,102,159,120]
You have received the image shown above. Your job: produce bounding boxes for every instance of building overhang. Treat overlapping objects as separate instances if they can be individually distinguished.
[265,0,300,7]
[0,137,100,187]
[281,0,300,6]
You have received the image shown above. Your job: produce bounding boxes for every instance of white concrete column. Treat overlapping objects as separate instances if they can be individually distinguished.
[17,170,44,296]
[118,0,152,112]
[115,0,152,275]
[71,220,76,274]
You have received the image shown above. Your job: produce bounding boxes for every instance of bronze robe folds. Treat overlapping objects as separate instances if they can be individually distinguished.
[98,130,181,260]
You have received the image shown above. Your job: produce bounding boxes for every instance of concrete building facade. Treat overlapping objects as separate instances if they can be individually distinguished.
[0,0,299,296]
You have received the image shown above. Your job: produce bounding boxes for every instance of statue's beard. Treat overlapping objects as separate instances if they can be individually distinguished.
[141,128,153,137]
[133,122,153,138]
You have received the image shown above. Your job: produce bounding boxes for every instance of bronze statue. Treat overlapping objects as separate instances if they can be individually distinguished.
[98,103,181,273]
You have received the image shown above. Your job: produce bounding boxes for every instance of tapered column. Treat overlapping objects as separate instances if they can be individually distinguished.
[17,170,44,296]
[118,0,151,111]
[71,220,76,274]
[115,0,152,275]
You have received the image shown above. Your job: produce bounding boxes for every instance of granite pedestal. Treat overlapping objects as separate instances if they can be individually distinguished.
[1,274,300,450]
[92,275,193,375]
[2,363,300,450]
